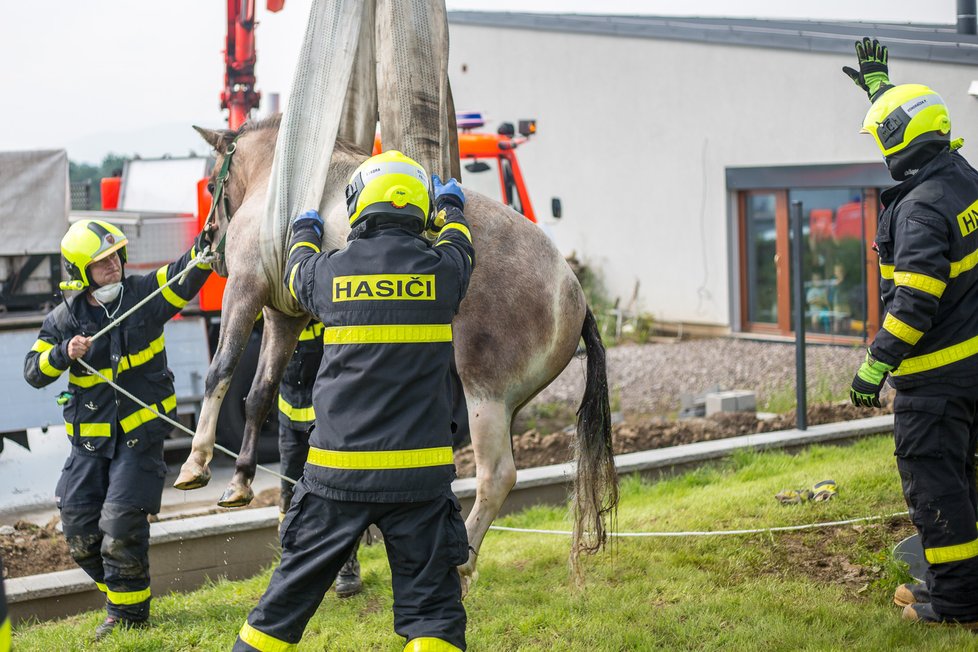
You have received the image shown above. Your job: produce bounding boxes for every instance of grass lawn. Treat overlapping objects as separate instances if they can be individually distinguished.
[13,435,978,651]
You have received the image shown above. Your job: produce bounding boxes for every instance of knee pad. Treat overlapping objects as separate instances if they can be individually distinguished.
[99,502,149,548]
[60,505,102,564]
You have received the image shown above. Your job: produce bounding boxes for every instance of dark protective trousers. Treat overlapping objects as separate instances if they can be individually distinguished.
[894,388,978,619]
[55,432,167,621]
[233,477,469,651]
[277,422,310,512]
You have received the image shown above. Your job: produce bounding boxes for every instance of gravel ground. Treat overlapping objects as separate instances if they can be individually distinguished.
[530,337,876,416]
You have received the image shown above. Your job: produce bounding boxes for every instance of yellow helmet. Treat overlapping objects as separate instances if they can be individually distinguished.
[861,84,951,157]
[60,220,128,290]
[345,150,430,231]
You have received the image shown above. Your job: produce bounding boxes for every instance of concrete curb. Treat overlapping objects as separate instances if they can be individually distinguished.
[6,414,894,625]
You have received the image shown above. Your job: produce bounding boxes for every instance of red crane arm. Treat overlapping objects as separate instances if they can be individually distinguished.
[221,1,285,130]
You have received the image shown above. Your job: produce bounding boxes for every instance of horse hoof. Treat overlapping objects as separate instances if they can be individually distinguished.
[218,485,254,508]
[173,464,211,490]
[459,568,479,600]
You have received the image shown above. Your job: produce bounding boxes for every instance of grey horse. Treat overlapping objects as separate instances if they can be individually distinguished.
[175,116,618,594]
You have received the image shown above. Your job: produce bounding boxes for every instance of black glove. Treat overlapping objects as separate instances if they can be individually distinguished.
[842,37,892,101]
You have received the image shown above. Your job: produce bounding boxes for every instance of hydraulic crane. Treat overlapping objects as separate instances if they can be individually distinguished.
[222,0,285,130]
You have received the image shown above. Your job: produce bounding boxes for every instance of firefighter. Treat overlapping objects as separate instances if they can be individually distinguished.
[845,38,978,626]
[277,318,362,598]
[1,558,9,652]
[23,219,211,640]
[233,150,474,652]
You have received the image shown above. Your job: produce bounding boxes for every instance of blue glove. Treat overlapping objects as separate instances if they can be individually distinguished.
[432,174,465,210]
[293,209,324,238]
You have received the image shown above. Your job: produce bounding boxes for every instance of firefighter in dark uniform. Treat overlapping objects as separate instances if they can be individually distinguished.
[1,557,9,652]
[23,219,211,639]
[233,150,474,652]
[845,39,978,626]
[277,318,362,598]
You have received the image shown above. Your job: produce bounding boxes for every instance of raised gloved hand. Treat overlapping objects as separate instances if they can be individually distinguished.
[842,37,892,101]
[432,174,465,210]
[293,209,324,239]
[849,350,894,408]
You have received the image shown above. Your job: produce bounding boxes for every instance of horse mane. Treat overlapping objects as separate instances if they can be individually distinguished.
[235,113,368,158]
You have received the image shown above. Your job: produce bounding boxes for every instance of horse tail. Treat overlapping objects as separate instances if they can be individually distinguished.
[572,305,619,566]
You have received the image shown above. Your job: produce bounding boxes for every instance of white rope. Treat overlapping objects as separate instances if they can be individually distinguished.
[487,511,909,538]
[72,246,298,486]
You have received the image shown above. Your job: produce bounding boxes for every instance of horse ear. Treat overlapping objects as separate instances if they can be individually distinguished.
[193,125,234,154]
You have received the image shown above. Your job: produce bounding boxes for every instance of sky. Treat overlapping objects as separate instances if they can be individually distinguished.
[0,0,960,164]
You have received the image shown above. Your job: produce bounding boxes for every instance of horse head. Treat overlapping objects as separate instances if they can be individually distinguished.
[193,118,279,277]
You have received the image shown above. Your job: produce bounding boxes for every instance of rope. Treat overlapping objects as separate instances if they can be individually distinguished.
[487,511,909,538]
[73,246,298,486]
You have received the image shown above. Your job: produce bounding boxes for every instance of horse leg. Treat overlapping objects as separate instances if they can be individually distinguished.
[218,309,308,507]
[174,276,267,490]
[457,398,516,598]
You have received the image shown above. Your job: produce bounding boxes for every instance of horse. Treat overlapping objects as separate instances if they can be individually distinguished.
[175,114,618,593]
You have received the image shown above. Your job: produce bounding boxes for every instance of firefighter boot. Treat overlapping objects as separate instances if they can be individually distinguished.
[902,603,978,629]
[893,582,930,607]
[334,542,362,599]
[94,616,148,641]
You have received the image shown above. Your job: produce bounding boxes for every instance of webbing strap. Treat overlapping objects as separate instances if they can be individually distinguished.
[307,445,454,469]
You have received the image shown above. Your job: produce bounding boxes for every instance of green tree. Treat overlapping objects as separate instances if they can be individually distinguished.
[68,154,128,209]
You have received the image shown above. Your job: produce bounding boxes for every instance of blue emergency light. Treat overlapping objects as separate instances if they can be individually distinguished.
[456,112,485,131]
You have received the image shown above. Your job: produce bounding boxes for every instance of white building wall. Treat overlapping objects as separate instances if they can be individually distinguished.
[447,23,978,327]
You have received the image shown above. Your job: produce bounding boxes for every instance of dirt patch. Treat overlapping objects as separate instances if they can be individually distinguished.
[1,519,73,579]
[453,402,891,478]
[750,518,916,595]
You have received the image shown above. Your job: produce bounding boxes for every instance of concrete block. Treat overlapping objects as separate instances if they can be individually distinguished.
[705,390,756,416]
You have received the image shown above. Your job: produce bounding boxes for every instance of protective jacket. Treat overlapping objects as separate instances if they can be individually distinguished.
[872,147,978,389]
[24,246,211,456]
[278,320,324,430]
[284,206,474,502]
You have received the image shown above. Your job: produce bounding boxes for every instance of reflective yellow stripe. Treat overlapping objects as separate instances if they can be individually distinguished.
[0,617,9,652]
[951,247,978,278]
[278,395,315,423]
[405,637,463,652]
[65,422,112,438]
[298,322,324,341]
[69,368,113,387]
[925,537,978,564]
[892,333,978,376]
[438,222,472,243]
[68,334,165,387]
[38,349,65,378]
[106,586,151,606]
[879,264,894,279]
[307,446,454,470]
[95,582,107,593]
[156,266,189,309]
[288,265,300,301]
[289,241,320,257]
[239,622,297,652]
[882,313,924,345]
[893,271,946,298]
[31,339,54,353]
[323,324,452,345]
[119,394,176,433]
